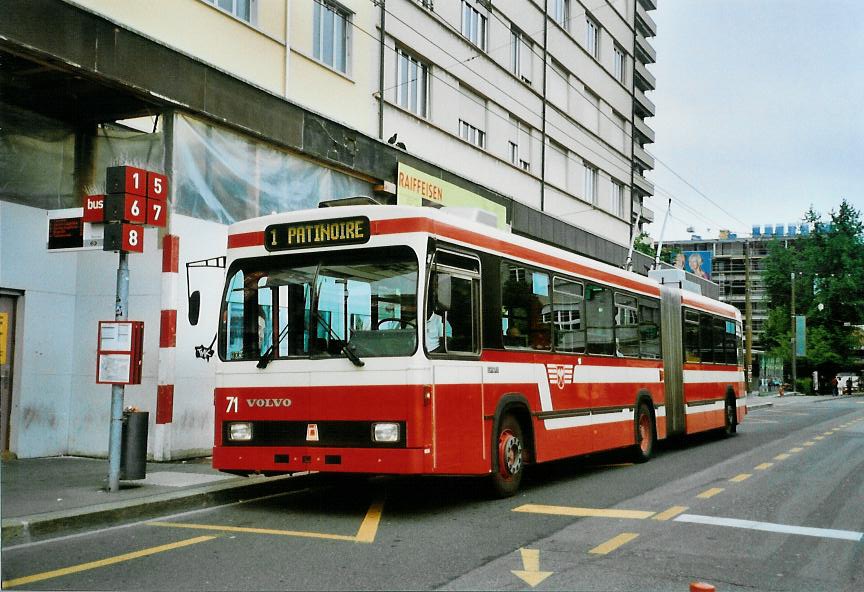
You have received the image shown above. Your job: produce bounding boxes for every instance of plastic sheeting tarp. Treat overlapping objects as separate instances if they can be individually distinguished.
[172,114,373,225]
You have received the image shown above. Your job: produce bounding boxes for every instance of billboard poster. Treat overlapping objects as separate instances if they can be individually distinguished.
[795,315,806,357]
[682,250,712,280]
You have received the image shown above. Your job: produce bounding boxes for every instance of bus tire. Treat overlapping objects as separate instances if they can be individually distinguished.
[490,414,525,497]
[632,401,655,463]
[724,397,737,436]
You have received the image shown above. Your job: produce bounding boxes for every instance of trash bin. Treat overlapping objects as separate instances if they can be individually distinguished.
[120,410,149,480]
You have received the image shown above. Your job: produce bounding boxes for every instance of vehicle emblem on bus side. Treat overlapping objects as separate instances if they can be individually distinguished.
[546,364,574,390]
[306,424,319,441]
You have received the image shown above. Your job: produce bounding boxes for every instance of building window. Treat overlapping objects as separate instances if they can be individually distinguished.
[459,120,486,148]
[584,163,598,205]
[586,16,600,59]
[612,181,624,217]
[614,45,625,82]
[552,0,569,29]
[461,1,487,51]
[313,0,350,74]
[510,26,533,84]
[204,0,255,23]
[396,49,429,117]
[509,119,531,171]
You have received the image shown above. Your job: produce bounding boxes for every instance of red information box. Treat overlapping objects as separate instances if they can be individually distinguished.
[103,194,147,224]
[106,165,148,196]
[147,197,167,227]
[96,321,144,385]
[82,194,105,223]
[147,172,169,200]
[103,223,145,253]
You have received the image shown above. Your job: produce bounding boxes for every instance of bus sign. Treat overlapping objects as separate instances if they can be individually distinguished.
[264,216,369,251]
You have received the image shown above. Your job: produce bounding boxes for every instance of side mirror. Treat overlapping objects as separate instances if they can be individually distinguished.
[435,274,452,313]
[188,291,201,326]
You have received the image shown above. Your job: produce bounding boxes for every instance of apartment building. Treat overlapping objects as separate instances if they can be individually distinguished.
[665,226,804,353]
[0,0,656,460]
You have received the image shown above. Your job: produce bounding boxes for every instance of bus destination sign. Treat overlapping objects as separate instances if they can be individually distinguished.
[264,216,370,251]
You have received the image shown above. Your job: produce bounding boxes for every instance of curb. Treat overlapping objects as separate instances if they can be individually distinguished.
[1,473,305,546]
[747,400,773,410]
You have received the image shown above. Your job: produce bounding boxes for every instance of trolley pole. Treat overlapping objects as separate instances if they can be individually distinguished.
[107,252,129,492]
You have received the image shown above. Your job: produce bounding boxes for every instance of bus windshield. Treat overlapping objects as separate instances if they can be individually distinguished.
[219,246,419,362]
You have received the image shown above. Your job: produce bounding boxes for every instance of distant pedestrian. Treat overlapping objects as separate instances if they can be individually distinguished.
[831,375,839,397]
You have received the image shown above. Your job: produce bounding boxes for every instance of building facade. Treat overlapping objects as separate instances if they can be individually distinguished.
[0,0,656,460]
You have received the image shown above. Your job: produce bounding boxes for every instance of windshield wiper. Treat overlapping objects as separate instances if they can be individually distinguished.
[256,322,290,369]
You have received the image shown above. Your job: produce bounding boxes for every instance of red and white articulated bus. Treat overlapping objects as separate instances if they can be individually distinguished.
[209,203,745,496]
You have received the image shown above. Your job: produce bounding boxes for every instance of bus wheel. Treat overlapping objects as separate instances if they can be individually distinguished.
[491,414,524,497]
[632,402,655,463]
[724,398,737,436]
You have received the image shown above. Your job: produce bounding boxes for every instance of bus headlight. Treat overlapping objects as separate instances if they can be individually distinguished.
[227,422,253,442]
[372,422,400,443]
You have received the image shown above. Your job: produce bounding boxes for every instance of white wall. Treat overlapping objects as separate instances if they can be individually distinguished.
[0,202,222,459]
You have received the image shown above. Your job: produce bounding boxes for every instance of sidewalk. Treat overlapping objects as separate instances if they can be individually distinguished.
[1,456,299,545]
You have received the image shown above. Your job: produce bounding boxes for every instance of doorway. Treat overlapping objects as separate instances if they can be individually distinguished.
[0,293,17,454]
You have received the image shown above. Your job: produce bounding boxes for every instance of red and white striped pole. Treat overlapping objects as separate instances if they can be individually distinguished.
[154,233,179,460]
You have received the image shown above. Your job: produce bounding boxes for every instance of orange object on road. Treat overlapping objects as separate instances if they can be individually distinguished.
[690,583,716,592]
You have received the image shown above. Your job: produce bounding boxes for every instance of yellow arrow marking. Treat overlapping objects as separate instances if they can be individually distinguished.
[730,473,751,483]
[511,548,553,587]
[2,535,216,588]
[589,533,639,555]
[697,488,724,499]
[755,462,773,470]
[653,506,688,521]
[513,504,654,519]
[153,497,385,544]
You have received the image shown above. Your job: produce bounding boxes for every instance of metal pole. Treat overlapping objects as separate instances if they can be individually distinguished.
[744,240,753,391]
[107,252,129,492]
[790,271,796,394]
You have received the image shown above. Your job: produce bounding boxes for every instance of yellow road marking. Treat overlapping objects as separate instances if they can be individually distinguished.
[1,535,216,589]
[814,436,824,441]
[789,447,803,453]
[697,488,724,499]
[151,521,356,541]
[755,462,773,470]
[823,431,834,435]
[513,504,654,519]
[774,453,791,460]
[589,533,639,555]
[152,497,386,544]
[511,548,553,587]
[730,473,752,483]
[354,498,385,543]
[653,506,688,521]
[803,441,815,446]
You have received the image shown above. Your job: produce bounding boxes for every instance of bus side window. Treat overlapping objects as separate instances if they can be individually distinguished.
[699,313,715,363]
[551,277,584,353]
[638,299,661,359]
[614,293,639,357]
[500,262,550,350]
[724,320,738,365]
[684,310,700,363]
[585,284,615,356]
[713,317,727,365]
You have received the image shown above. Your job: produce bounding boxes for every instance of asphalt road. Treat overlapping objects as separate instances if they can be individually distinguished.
[3,397,863,591]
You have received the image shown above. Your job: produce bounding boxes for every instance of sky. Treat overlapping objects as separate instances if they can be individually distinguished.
[644,0,864,241]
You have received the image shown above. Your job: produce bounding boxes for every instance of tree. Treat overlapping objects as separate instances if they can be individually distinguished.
[762,199,864,390]
[633,231,654,256]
